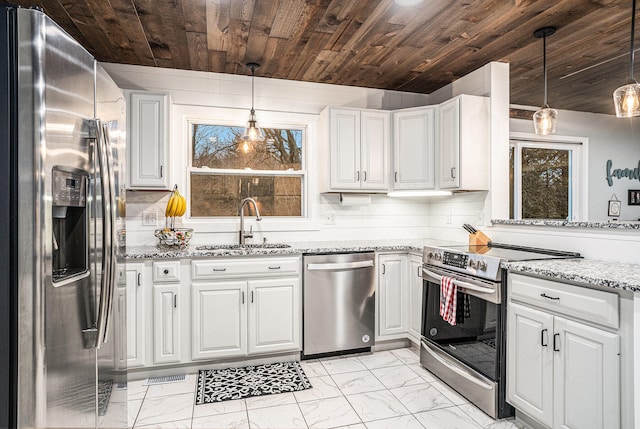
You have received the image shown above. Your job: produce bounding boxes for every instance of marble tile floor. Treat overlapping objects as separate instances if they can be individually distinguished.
[127,347,526,429]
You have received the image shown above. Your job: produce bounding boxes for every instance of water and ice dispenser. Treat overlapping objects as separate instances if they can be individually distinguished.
[52,167,88,283]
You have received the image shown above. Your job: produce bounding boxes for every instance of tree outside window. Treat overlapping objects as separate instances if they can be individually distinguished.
[510,139,580,220]
[189,123,304,217]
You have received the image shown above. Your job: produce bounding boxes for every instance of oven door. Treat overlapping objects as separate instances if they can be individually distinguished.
[421,265,501,382]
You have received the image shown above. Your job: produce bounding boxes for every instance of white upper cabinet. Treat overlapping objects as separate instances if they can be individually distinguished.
[437,95,489,190]
[128,91,170,189]
[392,107,435,190]
[324,108,390,192]
[360,110,390,190]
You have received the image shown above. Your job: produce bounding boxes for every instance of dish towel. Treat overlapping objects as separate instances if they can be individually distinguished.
[439,275,457,325]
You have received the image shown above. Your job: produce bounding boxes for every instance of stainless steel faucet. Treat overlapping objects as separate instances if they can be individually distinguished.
[238,197,262,245]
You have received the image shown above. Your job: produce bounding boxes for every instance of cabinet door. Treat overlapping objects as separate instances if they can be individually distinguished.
[393,107,435,190]
[408,255,423,342]
[125,263,145,367]
[360,111,390,191]
[553,317,620,429]
[330,109,360,190]
[438,97,460,189]
[377,254,408,338]
[152,283,181,364]
[191,282,247,360]
[129,92,169,189]
[507,302,554,428]
[248,277,301,354]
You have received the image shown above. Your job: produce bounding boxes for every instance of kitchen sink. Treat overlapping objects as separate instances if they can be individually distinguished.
[195,243,292,250]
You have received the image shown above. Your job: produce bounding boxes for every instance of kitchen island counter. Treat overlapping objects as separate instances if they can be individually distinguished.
[503,258,640,292]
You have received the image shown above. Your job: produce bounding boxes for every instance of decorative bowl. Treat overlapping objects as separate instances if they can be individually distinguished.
[154,228,193,249]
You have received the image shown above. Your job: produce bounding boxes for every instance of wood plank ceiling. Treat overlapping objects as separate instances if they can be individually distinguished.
[11,0,638,115]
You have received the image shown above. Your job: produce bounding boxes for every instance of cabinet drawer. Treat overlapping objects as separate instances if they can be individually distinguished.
[192,257,300,280]
[509,273,619,329]
[153,261,181,282]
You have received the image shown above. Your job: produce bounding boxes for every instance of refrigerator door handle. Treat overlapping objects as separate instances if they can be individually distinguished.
[94,119,116,348]
[103,123,118,345]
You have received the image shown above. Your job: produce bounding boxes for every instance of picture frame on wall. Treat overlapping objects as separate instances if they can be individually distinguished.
[608,198,621,217]
[629,190,640,206]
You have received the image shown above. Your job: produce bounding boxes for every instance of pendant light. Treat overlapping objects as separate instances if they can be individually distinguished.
[533,26,557,135]
[241,62,264,152]
[613,0,640,117]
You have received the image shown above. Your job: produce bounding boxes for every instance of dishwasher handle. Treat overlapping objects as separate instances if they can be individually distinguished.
[307,260,374,271]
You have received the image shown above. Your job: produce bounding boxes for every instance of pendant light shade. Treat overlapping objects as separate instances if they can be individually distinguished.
[533,26,557,135]
[241,62,264,148]
[614,0,640,117]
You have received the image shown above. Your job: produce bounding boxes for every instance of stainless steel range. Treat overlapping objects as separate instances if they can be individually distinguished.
[420,243,579,419]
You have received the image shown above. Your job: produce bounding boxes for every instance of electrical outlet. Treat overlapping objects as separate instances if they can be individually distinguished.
[477,212,485,226]
[324,214,335,225]
[142,211,158,226]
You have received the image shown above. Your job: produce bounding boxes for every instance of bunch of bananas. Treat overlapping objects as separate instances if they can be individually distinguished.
[165,185,187,219]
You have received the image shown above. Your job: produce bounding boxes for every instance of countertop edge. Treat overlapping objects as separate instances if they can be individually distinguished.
[491,218,640,230]
[503,260,640,293]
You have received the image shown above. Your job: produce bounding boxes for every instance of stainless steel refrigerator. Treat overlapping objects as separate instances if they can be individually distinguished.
[0,5,127,428]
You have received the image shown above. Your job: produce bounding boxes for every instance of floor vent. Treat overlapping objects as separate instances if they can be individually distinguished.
[144,374,187,386]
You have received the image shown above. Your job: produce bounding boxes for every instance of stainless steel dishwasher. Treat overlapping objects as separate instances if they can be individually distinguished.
[302,252,375,357]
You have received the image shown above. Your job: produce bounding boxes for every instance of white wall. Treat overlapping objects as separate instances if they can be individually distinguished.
[422,63,640,263]
[102,63,433,246]
[511,110,640,222]
[105,62,640,262]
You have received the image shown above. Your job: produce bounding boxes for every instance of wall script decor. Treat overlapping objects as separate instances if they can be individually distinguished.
[605,159,640,186]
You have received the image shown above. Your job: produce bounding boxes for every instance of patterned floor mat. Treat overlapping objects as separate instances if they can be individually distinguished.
[195,361,312,405]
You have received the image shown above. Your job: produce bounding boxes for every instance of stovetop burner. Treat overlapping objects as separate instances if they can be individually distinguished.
[423,242,580,281]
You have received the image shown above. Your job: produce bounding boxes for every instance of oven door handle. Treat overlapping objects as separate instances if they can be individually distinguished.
[422,268,495,294]
[421,340,494,390]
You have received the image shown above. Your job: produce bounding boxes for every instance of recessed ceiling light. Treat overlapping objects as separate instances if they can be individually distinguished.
[394,0,424,6]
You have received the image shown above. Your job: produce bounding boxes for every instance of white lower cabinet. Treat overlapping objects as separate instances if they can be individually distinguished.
[377,253,408,339]
[248,278,301,354]
[507,274,621,429]
[190,257,302,360]
[152,283,182,364]
[124,262,146,368]
[191,281,247,359]
[408,254,423,343]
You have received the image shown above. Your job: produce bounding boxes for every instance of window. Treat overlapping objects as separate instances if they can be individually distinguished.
[188,122,305,217]
[510,136,585,220]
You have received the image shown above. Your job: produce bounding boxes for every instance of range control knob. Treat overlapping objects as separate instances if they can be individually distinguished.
[469,259,477,269]
[433,252,442,261]
[477,260,487,271]
[428,252,434,259]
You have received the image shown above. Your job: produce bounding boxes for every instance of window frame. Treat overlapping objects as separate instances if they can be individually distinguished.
[186,118,308,219]
[509,132,588,221]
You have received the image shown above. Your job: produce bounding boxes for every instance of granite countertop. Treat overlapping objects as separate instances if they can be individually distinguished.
[492,218,640,230]
[125,238,457,260]
[503,258,640,292]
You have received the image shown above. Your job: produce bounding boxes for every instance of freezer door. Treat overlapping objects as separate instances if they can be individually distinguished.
[95,62,127,429]
[15,8,98,428]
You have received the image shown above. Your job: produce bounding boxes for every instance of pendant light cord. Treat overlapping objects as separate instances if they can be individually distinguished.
[630,0,637,81]
[251,65,255,111]
[543,34,548,106]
